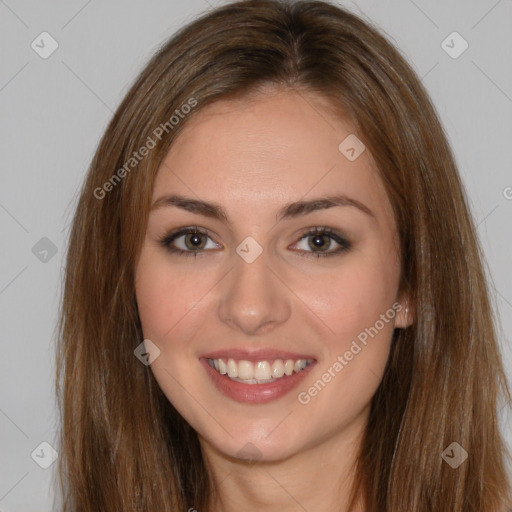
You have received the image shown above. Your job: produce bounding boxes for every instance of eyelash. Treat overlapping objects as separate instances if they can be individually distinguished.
[158,225,351,260]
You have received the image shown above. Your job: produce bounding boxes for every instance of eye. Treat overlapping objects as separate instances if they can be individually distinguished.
[158,225,351,259]
[158,226,220,259]
[291,226,351,259]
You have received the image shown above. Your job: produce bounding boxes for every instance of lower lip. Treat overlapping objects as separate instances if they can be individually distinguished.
[200,358,316,404]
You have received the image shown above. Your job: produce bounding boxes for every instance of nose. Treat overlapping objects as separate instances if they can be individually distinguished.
[217,246,291,336]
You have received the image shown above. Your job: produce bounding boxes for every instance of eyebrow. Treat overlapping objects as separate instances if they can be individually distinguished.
[150,193,375,224]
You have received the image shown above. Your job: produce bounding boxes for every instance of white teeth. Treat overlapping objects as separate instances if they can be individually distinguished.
[238,360,254,380]
[254,361,271,380]
[227,358,238,378]
[218,359,227,375]
[271,359,285,378]
[284,359,294,375]
[209,357,312,383]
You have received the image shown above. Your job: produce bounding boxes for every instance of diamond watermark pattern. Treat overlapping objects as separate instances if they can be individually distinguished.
[441,31,468,59]
[32,237,58,263]
[31,32,59,59]
[134,339,161,366]
[441,441,468,468]
[236,442,262,466]
[338,134,366,161]
[236,236,263,263]
[31,441,58,469]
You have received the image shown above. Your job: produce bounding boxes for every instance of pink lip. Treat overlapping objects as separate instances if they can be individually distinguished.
[200,348,316,362]
[199,357,317,404]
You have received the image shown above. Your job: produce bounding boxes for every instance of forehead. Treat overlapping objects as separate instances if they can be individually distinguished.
[152,89,394,229]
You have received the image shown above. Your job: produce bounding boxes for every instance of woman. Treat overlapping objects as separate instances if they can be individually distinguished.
[55,0,512,510]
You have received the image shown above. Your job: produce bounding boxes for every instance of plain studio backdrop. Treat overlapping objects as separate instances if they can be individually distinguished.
[0,0,511,510]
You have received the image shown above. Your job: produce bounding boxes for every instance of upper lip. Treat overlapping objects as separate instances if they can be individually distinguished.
[200,349,317,362]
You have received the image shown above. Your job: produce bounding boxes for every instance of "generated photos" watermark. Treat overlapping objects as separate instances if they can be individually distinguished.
[297,302,402,405]
[94,96,198,200]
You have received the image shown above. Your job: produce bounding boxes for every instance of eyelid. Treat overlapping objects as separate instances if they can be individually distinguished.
[290,226,351,258]
[158,225,351,259]
[159,226,220,256]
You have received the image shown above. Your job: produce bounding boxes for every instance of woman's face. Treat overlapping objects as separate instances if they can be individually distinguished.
[135,89,410,462]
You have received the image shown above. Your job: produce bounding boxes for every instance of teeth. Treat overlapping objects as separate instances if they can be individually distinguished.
[272,359,285,378]
[218,359,227,375]
[208,357,313,383]
[294,360,307,372]
[227,359,238,378]
[238,360,253,380]
[254,361,271,380]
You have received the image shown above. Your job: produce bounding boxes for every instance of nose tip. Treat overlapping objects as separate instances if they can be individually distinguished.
[223,311,279,337]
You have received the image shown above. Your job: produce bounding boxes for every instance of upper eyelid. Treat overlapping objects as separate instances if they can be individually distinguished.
[163,226,348,250]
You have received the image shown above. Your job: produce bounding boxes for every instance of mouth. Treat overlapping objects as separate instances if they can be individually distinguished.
[199,351,317,404]
[206,357,314,383]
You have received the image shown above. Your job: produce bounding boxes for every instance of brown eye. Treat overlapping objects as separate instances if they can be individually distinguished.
[183,232,207,250]
[159,225,351,260]
[292,227,351,259]
[159,226,220,258]
[307,233,332,251]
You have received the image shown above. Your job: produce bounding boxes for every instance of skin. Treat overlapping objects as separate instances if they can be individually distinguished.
[135,87,413,512]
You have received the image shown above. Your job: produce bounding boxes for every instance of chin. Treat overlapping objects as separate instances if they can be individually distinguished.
[198,419,311,464]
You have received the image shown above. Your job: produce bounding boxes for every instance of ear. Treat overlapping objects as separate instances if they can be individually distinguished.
[394,294,414,329]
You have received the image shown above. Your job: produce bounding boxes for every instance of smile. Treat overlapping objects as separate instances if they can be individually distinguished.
[200,351,317,404]
[207,357,314,383]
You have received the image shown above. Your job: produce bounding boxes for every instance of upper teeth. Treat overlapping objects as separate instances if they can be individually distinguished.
[208,358,313,383]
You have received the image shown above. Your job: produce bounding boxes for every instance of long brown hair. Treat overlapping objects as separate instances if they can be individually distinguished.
[54,1,512,510]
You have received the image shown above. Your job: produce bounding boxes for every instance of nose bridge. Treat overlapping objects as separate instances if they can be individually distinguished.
[217,238,291,335]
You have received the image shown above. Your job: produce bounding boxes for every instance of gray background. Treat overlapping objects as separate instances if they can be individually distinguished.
[1,0,511,510]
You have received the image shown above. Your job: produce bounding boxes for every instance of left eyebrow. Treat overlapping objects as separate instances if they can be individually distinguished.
[150,193,375,224]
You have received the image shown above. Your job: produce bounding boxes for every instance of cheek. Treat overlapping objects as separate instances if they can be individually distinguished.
[134,249,211,422]
[135,266,173,341]
[298,251,399,372]
[301,250,400,342]
[294,251,400,419]
[135,249,207,342]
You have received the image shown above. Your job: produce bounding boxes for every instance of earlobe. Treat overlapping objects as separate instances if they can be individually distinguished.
[395,297,414,329]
